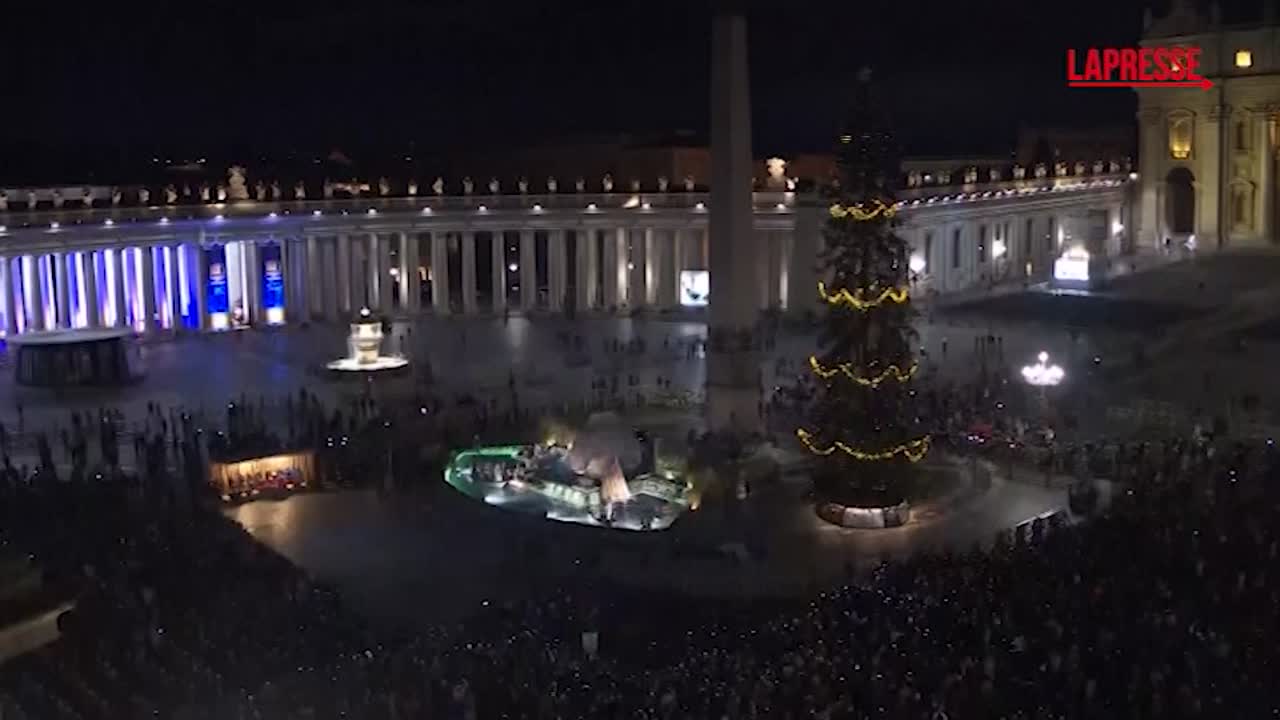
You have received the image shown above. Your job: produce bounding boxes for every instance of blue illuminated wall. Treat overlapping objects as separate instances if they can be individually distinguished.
[261,243,284,318]
[206,245,229,314]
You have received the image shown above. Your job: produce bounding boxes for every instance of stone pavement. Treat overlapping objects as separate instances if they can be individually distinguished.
[0,287,1248,447]
[223,455,1068,629]
[0,290,1152,631]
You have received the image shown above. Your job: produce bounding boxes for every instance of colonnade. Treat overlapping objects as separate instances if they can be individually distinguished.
[0,177,1133,337]
[281,226,712,322]
[0,246,188,336]
[0,226,715,336]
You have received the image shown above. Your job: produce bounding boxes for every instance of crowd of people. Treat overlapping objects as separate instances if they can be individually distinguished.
[1,316,1277,718]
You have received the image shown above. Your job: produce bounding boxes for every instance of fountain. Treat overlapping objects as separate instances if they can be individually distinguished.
[325,308,410,375]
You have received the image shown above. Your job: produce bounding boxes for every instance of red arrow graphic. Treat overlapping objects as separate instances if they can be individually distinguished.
[1068,78,1213,90]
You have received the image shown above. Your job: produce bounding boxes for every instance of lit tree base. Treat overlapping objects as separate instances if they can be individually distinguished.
[812,461,916,529]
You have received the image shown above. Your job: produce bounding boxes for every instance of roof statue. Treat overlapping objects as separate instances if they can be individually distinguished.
[227,167,249,201]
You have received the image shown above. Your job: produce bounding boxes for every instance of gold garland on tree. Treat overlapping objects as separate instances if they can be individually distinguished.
[795,429,931,462]
[808,356,918,386]
[817,281,909,310]
[801,265,929,459]
[828,199,898,221]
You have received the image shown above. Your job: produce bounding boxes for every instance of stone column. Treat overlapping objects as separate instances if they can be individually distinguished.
[1201,104,1227,249]
[671,228,686,307]
[112,248,127,328]
[576,228,597,310]
[461,230,478,314]
[1135,109,1164,251]
[356,236,373,311]
[491,232,507,312]
[305,236,320,319]
[279,239,292,320]
[403,231,421,313]
[706,8,761,434]
[194,244,209,331]
[367,233,382,312]
[377,234,394,313]
[654,229,674,309]
[348,237,363,311]
[336,234,352,314]
[362,237,375,312]
[431,233,449,314]
[778,231,793,310]
[25,257,43,331]
[1258,113,1275,244]
[324,238,341,321]
[601,230,619,308]
[548,229,566,312]
[628,229,648,308]
[642,228,658,308]
[54,252,71,328]
[83,251,100,328]
[281,239,297,323]
[245,241,262,325]
[1,259,16,335]
[15,257,27,333]
[28,257,40,332]
[295,238,309,321]
[140,246,157,333]
[168,244,183,329]
[616,228,631,308]
[519,229,536,310]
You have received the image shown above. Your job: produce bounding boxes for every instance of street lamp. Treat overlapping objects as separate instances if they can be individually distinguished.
[1022,351,1064,422]
[1021,351,1064,388]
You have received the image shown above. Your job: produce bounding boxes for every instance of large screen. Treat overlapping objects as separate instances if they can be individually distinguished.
[1053,248,1090,283]
[679,270,709,307]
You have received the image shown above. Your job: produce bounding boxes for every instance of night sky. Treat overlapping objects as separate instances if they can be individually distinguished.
[0,0,1264,181]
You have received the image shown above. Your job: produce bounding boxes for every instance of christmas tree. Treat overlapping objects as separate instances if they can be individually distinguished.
[798,68,929,509]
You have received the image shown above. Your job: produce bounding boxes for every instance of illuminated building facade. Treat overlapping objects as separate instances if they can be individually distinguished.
[0,167,1128,336]
[1135,0,1280,250]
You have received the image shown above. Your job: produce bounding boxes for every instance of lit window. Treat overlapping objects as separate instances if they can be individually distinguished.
[1168,114,1193,160]
[1235,50,1253,68]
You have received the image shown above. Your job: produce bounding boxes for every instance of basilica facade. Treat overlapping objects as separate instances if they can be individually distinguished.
[1135,1,1280,251]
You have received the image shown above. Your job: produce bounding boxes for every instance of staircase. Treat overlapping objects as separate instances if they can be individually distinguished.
[1146,284,1280,358]
[1112,283,1280,388]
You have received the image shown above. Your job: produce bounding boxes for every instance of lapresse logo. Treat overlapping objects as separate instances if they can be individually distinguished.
[1067,47,1212,90]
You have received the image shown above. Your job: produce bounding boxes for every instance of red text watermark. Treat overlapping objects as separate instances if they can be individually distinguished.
[1067,47,1212,90]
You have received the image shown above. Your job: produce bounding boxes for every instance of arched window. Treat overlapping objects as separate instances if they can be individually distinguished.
[1168,112,1194,160]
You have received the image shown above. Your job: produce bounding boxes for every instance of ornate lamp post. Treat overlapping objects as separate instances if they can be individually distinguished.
[1021,351,1064,418]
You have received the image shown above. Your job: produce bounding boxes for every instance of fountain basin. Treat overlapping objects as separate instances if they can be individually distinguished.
[325,308,411,377]
[325,356,410,373]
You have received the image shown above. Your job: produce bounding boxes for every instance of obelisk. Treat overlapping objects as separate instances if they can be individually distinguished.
[705,4,762,435]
